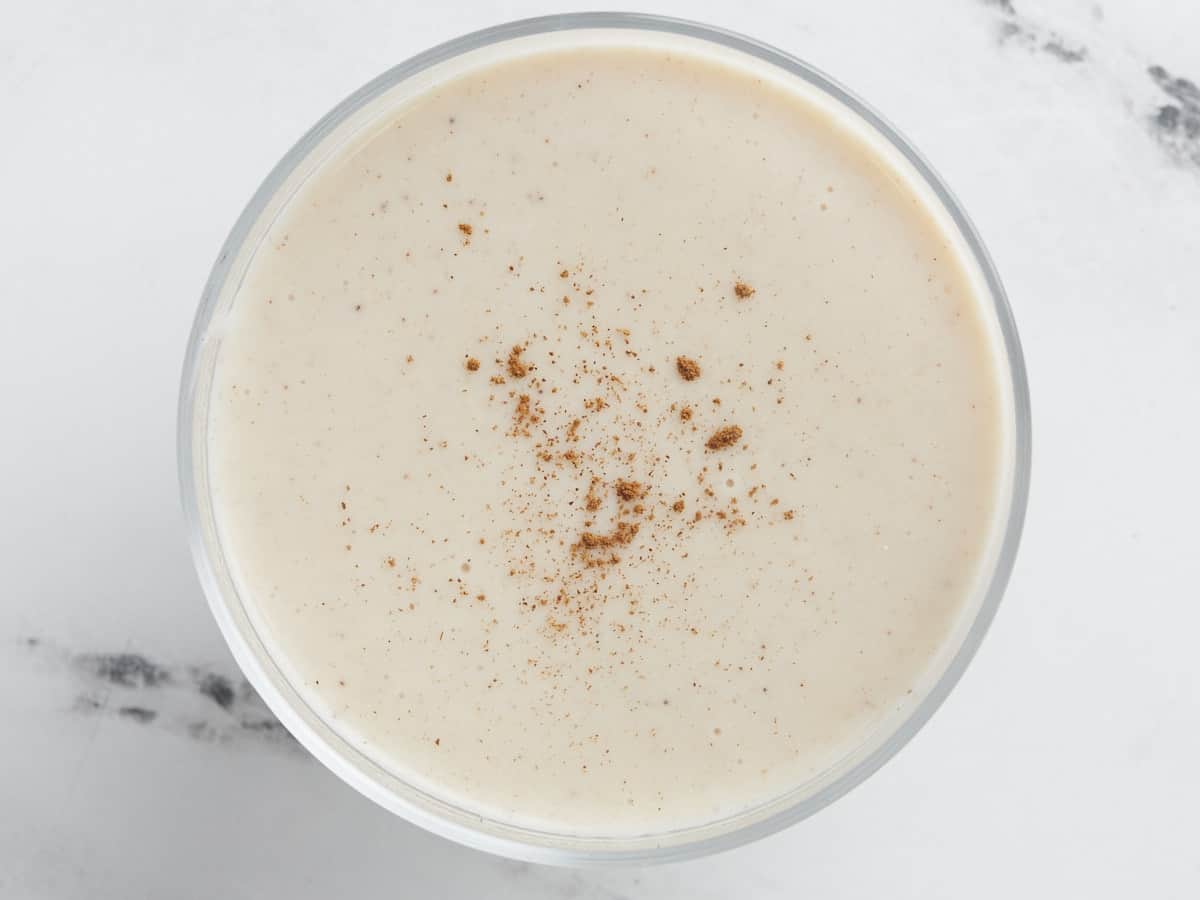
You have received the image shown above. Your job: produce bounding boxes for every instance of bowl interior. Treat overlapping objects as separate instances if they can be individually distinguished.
[178,12,1031,865]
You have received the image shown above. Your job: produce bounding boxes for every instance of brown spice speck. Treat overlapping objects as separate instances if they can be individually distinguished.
[585,477,603,512]
[507,345,529,378]
[512,393,539,435]
[574,521,639,552]
[615,480,645,502]
[706,425,743,451]
[676,356,701,381]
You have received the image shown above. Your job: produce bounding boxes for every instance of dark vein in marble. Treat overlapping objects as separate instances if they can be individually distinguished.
[118,705,158,723]
[980,2,1200,171]
[75,652,172,688]
[982,0,1089,64]
[1041,39,1087,64]
[980,0,1016,13]
[24,638,302,753]
[196,671,236,710]
[1148,65,1200,167]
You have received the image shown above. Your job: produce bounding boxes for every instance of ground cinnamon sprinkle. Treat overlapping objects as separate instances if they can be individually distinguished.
[734,281,755,299]
[615,479,645,501]
[507,344,529,378]
[458,222,473,236]
[676,356,701,381]
[455,295,790,635]
[706,425,743,450]
[511,393,540,436]
[585,477,603,512]
[574,521,639,552]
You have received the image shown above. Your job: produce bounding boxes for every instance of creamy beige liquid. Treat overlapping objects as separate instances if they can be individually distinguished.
[209,41,1008,835]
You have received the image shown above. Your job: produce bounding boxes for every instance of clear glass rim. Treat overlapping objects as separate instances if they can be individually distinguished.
[178,11,1032,867]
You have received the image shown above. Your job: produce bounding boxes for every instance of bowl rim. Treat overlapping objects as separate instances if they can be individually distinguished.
[178,10,1032,866]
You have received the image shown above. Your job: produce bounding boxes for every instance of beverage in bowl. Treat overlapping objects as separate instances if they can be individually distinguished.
[181,13,1029,863]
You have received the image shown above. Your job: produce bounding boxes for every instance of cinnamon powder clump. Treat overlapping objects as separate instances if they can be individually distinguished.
[675,356,701,381]
[465,357,480,372]
[507,345,529,378]
[511,394,540,436]
[584,477,603,512]
[734,281,755,299]
[706,425,743,451]
[573,521,639,552]
[615,480,645,502]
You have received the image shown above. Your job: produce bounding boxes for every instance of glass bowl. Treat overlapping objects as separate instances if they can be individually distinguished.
[178,11,1031,866]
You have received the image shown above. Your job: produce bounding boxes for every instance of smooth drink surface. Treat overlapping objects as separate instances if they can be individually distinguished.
[208,43,1007,834]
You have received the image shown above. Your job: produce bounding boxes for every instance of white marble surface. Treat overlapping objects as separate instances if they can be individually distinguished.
[3,0,1199,896]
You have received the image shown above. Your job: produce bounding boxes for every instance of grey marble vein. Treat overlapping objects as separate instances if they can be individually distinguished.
[1148,64,1200,167]
[20,637,301,753]
[980,0,1090,62]
[978,0,1200,172]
